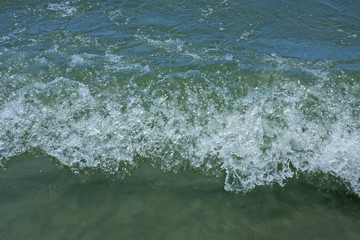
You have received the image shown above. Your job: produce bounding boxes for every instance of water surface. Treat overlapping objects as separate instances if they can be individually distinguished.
[0,0,359,239]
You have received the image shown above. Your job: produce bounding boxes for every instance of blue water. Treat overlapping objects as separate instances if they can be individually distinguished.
[0,1,360,238]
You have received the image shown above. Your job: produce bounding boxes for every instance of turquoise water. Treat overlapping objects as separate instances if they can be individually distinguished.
[1,0,360,239]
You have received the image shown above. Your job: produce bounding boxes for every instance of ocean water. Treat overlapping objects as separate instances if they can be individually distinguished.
[0,0,360,239]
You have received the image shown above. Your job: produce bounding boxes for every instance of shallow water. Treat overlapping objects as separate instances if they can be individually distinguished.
[1,0,360,238]
[1,153,360,240]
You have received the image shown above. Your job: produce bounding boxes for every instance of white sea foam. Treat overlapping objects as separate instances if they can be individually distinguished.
[104,53,150,73]
[0,53,359,196]
[47,2,77,17]
[70,55,85,65]
[134,34,234,62]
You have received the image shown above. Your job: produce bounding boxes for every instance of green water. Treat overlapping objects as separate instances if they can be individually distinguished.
[1,0,360,238]
[1,154,360,240]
